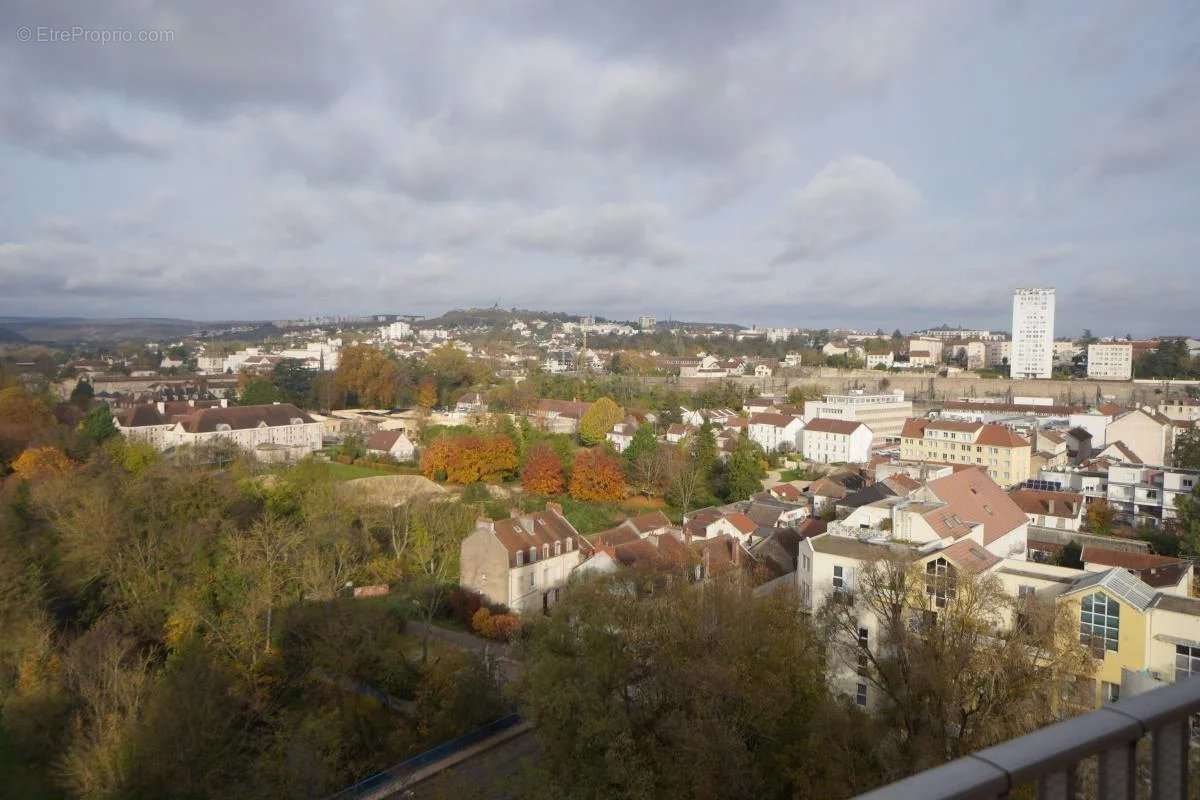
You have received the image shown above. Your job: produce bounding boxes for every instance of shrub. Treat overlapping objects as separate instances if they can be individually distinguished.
[446,588,485,628]
[471,607,520,641]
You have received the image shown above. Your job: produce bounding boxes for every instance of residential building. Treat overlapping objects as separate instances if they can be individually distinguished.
[1106,463,1200,527]
[802,418,873,464]
[117,403,323,460]
[529,398,591,434]
[1080,546,1193,597]
[1157,399,1200,423]
[865,352,894,369]
[748,412,804,453]
[459,504,590,613]
[1105,408,1176,466]
[908,337,945,363]
[606,418,639,453]
[365,429,416,461]
[1010,288,1055,379]
[900,418,1032,487]
[637,315,656,331]
[802,390,912,441]
[1009,488,1085,531]
[984,339,1012,368]
[1087,343,1133,381]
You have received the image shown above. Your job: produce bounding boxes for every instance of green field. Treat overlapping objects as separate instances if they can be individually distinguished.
[318,462,402,481]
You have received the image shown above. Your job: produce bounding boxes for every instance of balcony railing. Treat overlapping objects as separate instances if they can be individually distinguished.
[854,676,1200,800]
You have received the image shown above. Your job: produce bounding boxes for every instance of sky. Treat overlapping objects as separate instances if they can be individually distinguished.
[1,0,1198,336]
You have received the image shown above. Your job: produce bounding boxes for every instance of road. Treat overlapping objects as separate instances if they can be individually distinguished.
[405,620,522,683]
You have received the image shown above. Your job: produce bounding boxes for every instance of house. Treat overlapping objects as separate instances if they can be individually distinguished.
[1080,546,1193,597]
[768,483,804,503]
[365,430,416,462]
[530,399,591,434]
[900,418,1032,488]
[803,391,912,440]
[1105,408,1176,466]
[1065,426,1094,462]
[744,496,810,529]
[1106,463,1200,527]
[801,418,872,464]
[665,423,696,443]
[606,417,639,453]
[454,391,489,415]
[748,412,804,453]
[1031,428,1069,472]
[1009,488,1085,531]
[459,503,591,613]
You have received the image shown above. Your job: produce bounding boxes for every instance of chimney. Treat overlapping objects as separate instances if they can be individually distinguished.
[475,516,494,533]
[545,501,563,516]
[156,401,165,414]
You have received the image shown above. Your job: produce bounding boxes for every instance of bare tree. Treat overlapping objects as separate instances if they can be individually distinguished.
[819,555,1094,777]
[407,499,476,663]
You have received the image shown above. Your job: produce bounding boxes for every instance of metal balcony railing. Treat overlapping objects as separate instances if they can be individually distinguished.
[854,676,1200,800]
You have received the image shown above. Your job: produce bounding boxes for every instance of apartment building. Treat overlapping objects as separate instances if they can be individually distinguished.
[1106,464,1200,528]
[803,390,913,441]
[1087,343,1133,381]
[801,418,872,464]
[900,418,1032,487]
[1105,408,1176,466]
[1010,288,1055,379]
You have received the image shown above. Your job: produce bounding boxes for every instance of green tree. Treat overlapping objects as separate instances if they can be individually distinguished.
[271,358,316,407]
[722,432,765,501]
[622,425,657,471]
[1173,427,1200,470]
[69,379,95,410]
[1085,500,1115,536]
[239,379,281,406]
[79,403,118,445]
[1174,484,1200,558]
[578,397,624,446]
[692,419,718,477]
[516,575,863,800]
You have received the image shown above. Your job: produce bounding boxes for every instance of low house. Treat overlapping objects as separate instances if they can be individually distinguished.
[801,418,873,464]
[768,483,804,503]
[1081,546,1193,597]
[1009,488,1085,531]
[365,429,416,462]
[665,423,696,443]
[606,417,639,453]
[1065,426,1094,462]
[454,391,489,415]
[459,503,591,613]
[1105,408,1176,466]
[530,399,592,434]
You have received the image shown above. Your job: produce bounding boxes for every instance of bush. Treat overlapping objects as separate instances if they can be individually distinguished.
[471,607,521,641]
[446,588,485,628]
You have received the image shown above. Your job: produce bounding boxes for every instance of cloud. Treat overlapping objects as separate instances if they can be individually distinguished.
[774,156,920,263]
[508,203,687,267]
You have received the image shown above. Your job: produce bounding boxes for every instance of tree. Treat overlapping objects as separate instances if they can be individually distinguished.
[521,445,565,496]
[420,434,518,484]
[416,376,438,410]
[692,419,718,477]
[334,344,400,408]
[238,378,281,406]
[568,448,625,502]
[1174,483,1200,558]
[79,403,118,445]
[0,386,55,465]
[11,446,72,481]
[1085,500,1115,536]
[578,397,624,446]
[1173,426,1200,470]
[271,358,316,407]
[69,380,95,410]
[722,433,765,501]
[666,445,707,515]
[819,555,1093,774]
[1056,540,1083,569]
[516,575,869,800]
[407,499,475,662]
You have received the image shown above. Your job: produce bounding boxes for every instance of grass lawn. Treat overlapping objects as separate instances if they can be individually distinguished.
[0,728,59,800]
[319,462,400,481]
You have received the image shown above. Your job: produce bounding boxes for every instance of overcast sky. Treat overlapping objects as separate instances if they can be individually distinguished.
[2,1,1197,335]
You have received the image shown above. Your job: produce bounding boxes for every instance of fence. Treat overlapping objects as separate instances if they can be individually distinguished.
[854,676,1200,800]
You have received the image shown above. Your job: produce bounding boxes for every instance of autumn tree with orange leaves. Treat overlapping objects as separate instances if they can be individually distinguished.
[333,345,400,408]
[416,377,438,410]
[420,434,518,484]
[521,445,565,496]
[568,448,625,502]
[11,446,73,481]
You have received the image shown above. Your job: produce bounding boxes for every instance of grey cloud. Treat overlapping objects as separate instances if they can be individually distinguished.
[0,90,167,159]
[774,156,920,263]
[508,204,687,268]
[1086,68,1200,180]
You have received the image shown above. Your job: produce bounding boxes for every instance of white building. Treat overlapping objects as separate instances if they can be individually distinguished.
[116,403,322,460]
[1087,343,1133,381]
[747,413,804,453]
[380,321,413,340]
[802,390,912,441]
[1107,464,1200,528]
[801,418,873,464]
[1010,288,1055,379]
[638,315,656,331]
[365,429,416,461]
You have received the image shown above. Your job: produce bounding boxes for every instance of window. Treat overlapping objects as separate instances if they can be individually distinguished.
[1080,592,1120,654]
[1018,585,1036,600]
[529,571,536,589]
[833,565,844,589]
[855,683,868,707]
[925,557,956,608]
[1102,681,1120,704]
[1176,645,1200,682]
[528,546,537,564]
[515,550,524,566]
[857,628,869,675]
[554,541,562,556]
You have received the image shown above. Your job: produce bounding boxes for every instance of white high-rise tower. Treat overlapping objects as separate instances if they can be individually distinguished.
[1009,288,1055,379]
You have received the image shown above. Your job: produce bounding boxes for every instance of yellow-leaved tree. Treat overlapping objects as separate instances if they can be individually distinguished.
[578,397,624,445]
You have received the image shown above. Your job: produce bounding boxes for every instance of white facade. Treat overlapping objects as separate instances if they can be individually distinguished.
[802,390,912,440]
[1010,288,1055,379]
[747,415,804,453]
[801,422,872,464]
[638,315,656,330]
[1087,343,1133,381]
